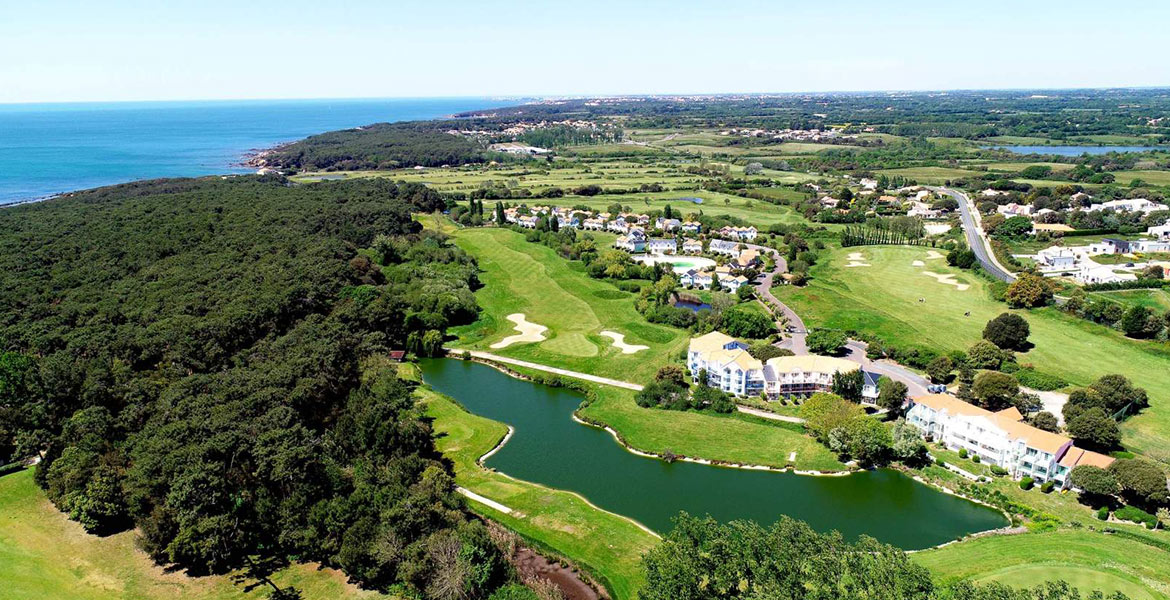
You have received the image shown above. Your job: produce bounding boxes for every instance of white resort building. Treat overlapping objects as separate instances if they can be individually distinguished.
[682,239,704,254]
[646,238,677,255]
[686,332,879,402]
[906,394,1113,488]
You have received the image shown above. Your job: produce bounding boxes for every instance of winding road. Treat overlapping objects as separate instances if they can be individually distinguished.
[933,186,1016,282]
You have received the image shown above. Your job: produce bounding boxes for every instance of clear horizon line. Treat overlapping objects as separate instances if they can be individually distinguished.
[4,85,1170,107]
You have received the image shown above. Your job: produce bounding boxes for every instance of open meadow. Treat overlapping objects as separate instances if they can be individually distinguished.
[772,245,1170,463]
[0,470,385,600]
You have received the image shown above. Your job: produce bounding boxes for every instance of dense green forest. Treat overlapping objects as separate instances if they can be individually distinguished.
[0,175,519,598]
[261,122,491,170]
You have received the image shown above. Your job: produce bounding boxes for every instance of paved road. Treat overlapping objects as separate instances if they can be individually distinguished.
[736,405,805,424]
[454,350,644,391]
[844,341,931,397]
[935,186,1016,282]
[745,242,808,354]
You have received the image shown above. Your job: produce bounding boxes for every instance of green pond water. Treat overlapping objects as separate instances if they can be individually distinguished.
[420,358,1007,549]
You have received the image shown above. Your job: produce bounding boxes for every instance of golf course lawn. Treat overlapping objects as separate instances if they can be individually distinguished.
[448,227,689,382]
[772,245,1170,464]
[914,529,1170,600]
[1089,288,1170,312]
[419,387,657,600]
[0,470,386,600]
[575,383,844,472]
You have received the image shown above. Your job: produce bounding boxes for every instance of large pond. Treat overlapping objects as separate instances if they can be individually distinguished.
[983,145,1162,156]
[420,358,1007,550]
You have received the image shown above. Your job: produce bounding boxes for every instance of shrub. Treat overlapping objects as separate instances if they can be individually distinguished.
[1019,477,1035,490]
[1041,481,1055,493]
[991,465,1008,476]
[935,457,946,467]
[1014,368,1068,391]
[1114,505,1159,528]
[958,448,968,459]
[1097,506,1110,521]
[972,455,981,464]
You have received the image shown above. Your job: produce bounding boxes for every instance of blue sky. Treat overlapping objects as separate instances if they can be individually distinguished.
[3,0,1168,103]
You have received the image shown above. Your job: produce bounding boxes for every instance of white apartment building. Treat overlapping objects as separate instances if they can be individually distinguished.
[687,333,879,401]
[682,239,704,254]
[1086,198,1168,214]
[906,394,1113,487]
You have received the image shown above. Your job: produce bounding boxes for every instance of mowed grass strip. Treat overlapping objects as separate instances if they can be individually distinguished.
[577,385,845,472]
[419,387,656,600]
[0,470,385,600]
[450,227,687,382]
[772,246,1170,463]
[913,529,1170,600]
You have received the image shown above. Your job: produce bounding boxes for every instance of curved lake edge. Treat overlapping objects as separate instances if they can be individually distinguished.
[446,355,1016,547]
[429,381,664,539]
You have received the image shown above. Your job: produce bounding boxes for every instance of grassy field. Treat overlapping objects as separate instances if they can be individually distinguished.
[0,470,385,600]
[772,245,1170,463]
[1089,288,1170,311]
[1111,170,1170,186]
[419,387,656,600]
[556,377,845,472]
[914,529,1170,600]
[447,227,688,382]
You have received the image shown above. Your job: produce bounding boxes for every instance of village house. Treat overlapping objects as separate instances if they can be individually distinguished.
[1086,198,1168,214]
[819,196,841,208]
[517,215,539,229]
[906,393,1113,489]
[980,188,1005,198]
[1076,263,1137,285]
[997,203,1034,217]
[1031,223,1075,236]
[687,333,879,401]
[613,229,648,252]
[607,218,630,234]
[709,239,741,256]
[714,271,750,293]
[582,217,607,231]
[655,217,682,232]
[1148,224,1170,241]
[681,221,702,234]
[907,201,941,219]
[735,248,762,269]
[647,238,677,255]
[1070,191,1093,206]
[718,226,758,241]
[556,215,580,229]
[1035,246,1077,269]
[682,239,704,254]
[680,269,713,289]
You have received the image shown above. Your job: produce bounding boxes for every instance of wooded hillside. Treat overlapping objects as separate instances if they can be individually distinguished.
[0,175,515,597]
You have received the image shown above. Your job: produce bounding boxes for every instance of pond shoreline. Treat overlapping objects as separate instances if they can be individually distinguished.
[440,355,1010,550]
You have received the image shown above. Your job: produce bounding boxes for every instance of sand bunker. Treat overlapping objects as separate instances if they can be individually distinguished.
[490,313,548,348]
[925,250,945,260]
[922,271,970,291]
[600,331,649,354]
[844,252,871,267]
[912,260,926,267]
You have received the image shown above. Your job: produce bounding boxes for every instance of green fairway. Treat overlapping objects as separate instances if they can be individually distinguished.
[772,245,1170,463]
[419,387,657,600]
[448,227,688,382]
[913,529,1170,600]
[0,470,385,600]
[571,380,845,472]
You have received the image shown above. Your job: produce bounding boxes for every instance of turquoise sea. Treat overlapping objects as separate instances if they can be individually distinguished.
[0,97,511,205]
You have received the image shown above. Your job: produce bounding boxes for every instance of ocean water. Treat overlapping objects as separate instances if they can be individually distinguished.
[0,97,512,205]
